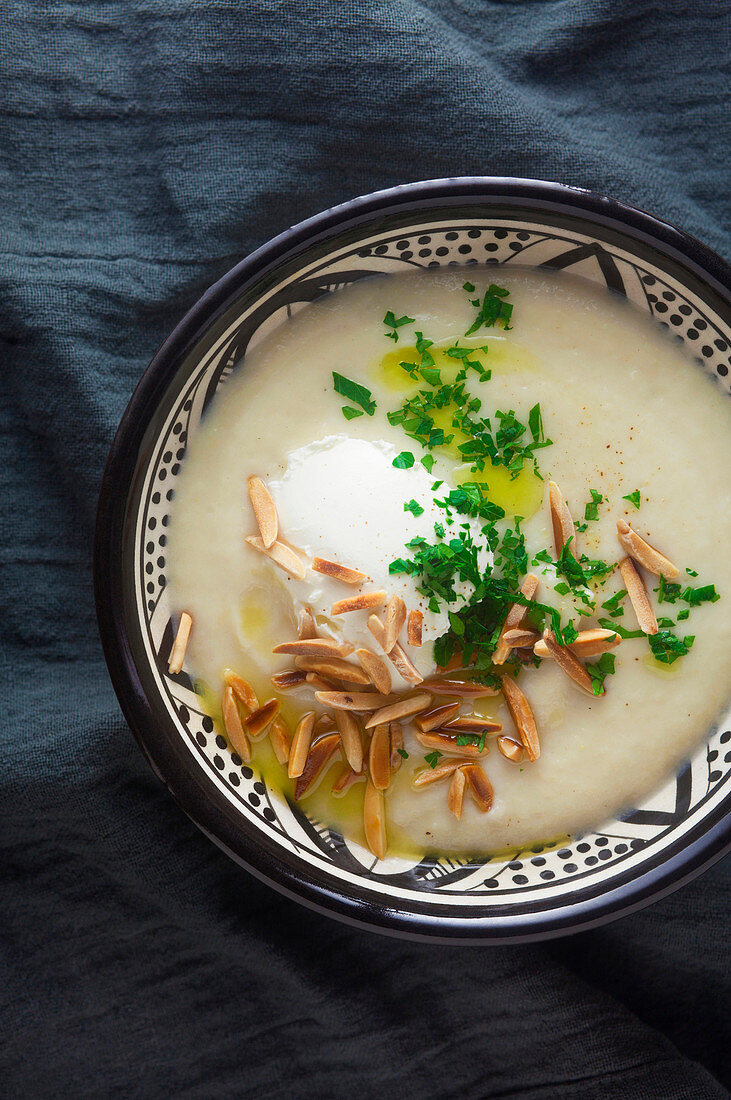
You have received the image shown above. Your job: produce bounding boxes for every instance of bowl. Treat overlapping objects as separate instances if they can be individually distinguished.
[94,177,731,943]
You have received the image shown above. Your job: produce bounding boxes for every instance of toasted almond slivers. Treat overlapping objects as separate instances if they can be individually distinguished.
[423,678,499,697]
[389,721,404,772]
[440,715,502,735]
[617,520,679,579]
[244,698,280,738]
[332,590,387,616]
[369,723,391,790]
[315,690,395,711]
[407,609,423,647]
[272,638,350,658]
[222,685,251,762]
[415,730,490,757]
[548,481,574,557]
[364,692,432,730]
[367,615,423,685]
[332,765,365,796]
[288,711,315,778]
[314,713,336,736]
[223,669,259,712]
[294,732,341,800]
[312,557,367,586]
[168,611,192,675]
[492,572,540,666]
[542,630,595,695]
[461,764,493,813]
[502,628,541,649]
[305,672,339,690]
[269,716,292,765]
[497,735,524,763]
[297,657,371,685]
[297,606,318,640]
[415,702,461,733]
[247,475,278,549]
[501,675,540,762]
[383,596,407,653]
[447,767,466,819]
[245,536,306,580]
[334,709,363,773]
[271,668,307,690]
[355,648,392,695]
[363,779,387,860]
[412,757,475,787]
[618,556,659,635]
[534,628,621,660]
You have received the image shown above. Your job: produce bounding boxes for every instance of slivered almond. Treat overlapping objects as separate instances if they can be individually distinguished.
[369,724,391,790]
[355,648,392,695]
[542,630,595,694]
[314,690,394,711]
[423,678,499,697]
[617,520,679,578]
[297,606,318,640]
[415,730,490,757]
[294,732,341,799]
[288,711,315,778]
[168,611,192,674]
[461,764,493,812]
[413,757,474,786]
[314,713,336,736]
[271,668,307,690]
[363,779,387,860]
[332,765,365,796]
[331,590,387,616]
[247,475,278,549]
[383,595,407,652]
[223,669,259,711]
[367,615,423,685]
[497,735,524,763]
[312,557,367,586]
[549,480,574,557]
[534,628,620,660]
[245,535,306,580]
[272,638,350,658]
[501,675,539,761]
[407,609,423,647]
[244,698,280,738]
[297,658,371,685]
[492,573,539,665]
[618,555,658,635]
[415,702,461,733]
[364,692,432,729]
[334,709,363,773]
[390,721,404,772]
[447,767,466,819]
[439,715,502,735]
[305,672,339,690]
[502,628,541,649]
[269,716,291,765]
[222,685,251,762]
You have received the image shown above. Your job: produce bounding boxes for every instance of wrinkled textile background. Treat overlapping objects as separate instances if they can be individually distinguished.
[1,2,729,1097]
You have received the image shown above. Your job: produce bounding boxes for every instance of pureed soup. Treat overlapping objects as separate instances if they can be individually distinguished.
[165,267,731,859]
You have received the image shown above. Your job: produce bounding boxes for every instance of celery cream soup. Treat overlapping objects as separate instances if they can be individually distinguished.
[165,268,731,857]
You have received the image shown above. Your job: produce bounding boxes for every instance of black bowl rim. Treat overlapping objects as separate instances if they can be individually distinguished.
[94,176,731,944]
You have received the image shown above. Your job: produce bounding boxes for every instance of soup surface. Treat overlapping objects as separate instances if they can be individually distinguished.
[165,267,731,856]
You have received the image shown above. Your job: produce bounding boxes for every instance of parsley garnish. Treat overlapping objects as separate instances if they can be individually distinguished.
[587,652,616,695]
[383,311,415,342]
[622,490,642,509]
[465,284,514,335]
[393,451,415,469]
[424,751,443,769]
[332,372,376,416]
[404,499,424,517]
[397,748,409,760]
[341,406,364,420]
[648,631,695,664]
[598,618,643,639]
[584,488,604,522]
[420,454,435,474]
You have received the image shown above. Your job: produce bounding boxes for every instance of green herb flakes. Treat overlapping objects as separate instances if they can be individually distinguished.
[383,310,415,341]
[648,631,695,665]
[404,499,425,517]
[393,451,415,469]
[332,372,376,416]
[622,489,642,509]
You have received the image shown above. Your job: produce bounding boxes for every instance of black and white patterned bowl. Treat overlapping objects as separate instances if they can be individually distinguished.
[95,178,731,943]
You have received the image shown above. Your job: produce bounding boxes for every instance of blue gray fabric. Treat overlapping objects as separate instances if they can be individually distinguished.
[2,2,729,1096]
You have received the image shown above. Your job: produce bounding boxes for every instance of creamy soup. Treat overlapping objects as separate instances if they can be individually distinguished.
[165,267,731,857]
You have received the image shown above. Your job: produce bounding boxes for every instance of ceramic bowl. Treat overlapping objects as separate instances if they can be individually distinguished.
[95,178,731,943]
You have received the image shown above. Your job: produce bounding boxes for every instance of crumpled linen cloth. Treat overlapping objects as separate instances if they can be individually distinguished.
[1,2,729,1096]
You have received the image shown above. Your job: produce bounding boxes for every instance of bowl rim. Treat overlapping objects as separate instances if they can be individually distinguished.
[94,176,731,943]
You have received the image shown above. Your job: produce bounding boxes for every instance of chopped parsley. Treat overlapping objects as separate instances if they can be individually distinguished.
[465,283,514,335]
[584,488,604,523]
[393,451,415,469]
[420,454,435,474]
[587,652,616,696]
[622,489,642,509]
[383,310,415,341]
[648,631,695,665]
[332,372,376,416]
[397,747,409,760]
[404,499,424,517]
[598,618,644,639]
[424,751,443,769]
[341,405,364,420]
